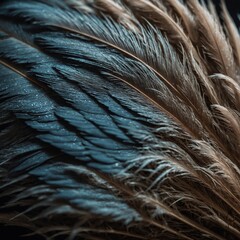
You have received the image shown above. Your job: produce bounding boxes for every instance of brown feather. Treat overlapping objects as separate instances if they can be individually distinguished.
[0,1,240,240]
[188,0,236,79]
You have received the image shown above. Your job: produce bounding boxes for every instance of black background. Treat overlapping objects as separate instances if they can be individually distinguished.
[212,0,239,26]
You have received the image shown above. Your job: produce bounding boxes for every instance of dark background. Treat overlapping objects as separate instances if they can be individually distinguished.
[212,0,239,26]
[0,0,239,239]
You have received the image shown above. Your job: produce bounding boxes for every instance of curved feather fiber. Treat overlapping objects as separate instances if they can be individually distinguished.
[188,0,236,78]
[0,0,240,239]
[221,1,240,79]
[93,0,138,31]
[164,0,197,42]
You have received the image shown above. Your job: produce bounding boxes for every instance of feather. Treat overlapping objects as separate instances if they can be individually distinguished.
[93,0,138,31]
[163,0,197,42]
[221,1,240,72]
[0,0,240,239]
[188,0,237,79]
[121,0,201,60]
[65,0,95,13]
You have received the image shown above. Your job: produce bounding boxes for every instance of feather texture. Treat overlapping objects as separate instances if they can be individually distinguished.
[0,0,240,239]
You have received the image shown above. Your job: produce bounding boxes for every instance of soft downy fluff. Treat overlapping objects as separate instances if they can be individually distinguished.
[0,0,239,239]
